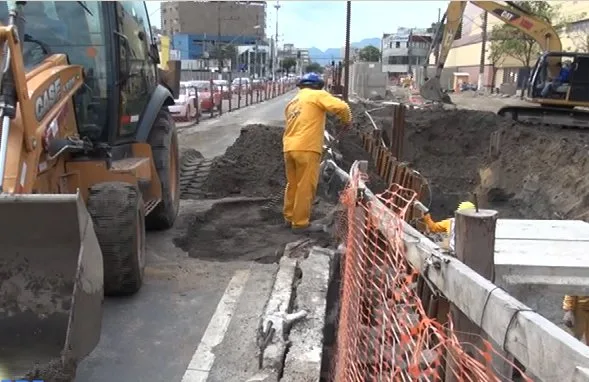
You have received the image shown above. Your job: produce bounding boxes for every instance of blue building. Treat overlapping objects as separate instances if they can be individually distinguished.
[172,33,260,60]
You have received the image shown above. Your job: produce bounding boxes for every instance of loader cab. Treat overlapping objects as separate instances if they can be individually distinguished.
[527,51,589,107]
[0,1,161,144]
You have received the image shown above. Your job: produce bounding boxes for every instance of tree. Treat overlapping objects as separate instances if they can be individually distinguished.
[358,45,381,62]
[566,20,589,52]
[305,62,323,73]
[281,57,297,73]
[489,1,581,98]
[490,2,558,71]
[488,39,507,92]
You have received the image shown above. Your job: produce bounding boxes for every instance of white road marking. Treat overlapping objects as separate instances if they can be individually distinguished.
[181,269,250,382]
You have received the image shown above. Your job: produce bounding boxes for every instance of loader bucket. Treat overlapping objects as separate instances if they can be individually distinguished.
[0,193,103,379]
[420,77,453,104]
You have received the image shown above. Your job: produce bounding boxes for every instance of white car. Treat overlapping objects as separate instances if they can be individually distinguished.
[169,82,199,122]
[231,77,250,93]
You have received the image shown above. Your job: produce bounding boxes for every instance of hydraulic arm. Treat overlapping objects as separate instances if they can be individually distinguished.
[421,0,561,103]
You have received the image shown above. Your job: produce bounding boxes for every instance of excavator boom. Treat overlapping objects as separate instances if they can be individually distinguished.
[421,0,562,103]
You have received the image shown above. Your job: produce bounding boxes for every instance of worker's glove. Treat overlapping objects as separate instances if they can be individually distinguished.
[414,201,429,214]
[563,310,575,329]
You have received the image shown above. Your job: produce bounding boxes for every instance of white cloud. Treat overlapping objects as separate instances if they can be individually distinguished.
[150,1,448,51]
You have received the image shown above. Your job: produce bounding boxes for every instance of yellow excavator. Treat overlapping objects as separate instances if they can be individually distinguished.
[422,1,589,128]
[0,1,181,379]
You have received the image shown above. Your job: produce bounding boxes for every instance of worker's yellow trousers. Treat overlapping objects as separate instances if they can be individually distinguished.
[283,150,321,228]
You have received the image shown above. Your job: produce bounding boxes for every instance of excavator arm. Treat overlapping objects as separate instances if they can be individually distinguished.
[421,0,562,103]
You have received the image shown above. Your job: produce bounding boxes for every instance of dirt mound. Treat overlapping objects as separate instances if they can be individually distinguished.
[402,108,519,217]
[351,101,589,221]
[477,124,589,220]
[203,124,285,198]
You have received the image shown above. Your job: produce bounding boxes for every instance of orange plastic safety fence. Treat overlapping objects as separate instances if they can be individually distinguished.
[331,167,530,382]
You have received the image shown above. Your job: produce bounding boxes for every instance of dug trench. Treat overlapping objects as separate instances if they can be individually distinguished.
[173,105,589,378]
[350,101,589,327]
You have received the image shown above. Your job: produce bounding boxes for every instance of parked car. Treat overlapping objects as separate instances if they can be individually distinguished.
[169,82,199,122]
[231,77,250,93]
[251,79,264,91]
[194,80,222,112]
[213,79,232,100]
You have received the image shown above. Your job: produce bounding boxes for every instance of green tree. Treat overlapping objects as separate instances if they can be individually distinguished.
[358,45,381,62]
[489,1,584,98]
[281,57,297,73]
[490,2,586,68]
[305,62,323,73]
[488,39,507,91]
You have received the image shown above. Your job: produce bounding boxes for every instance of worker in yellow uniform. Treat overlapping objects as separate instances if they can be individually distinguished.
[413,200,476,251]
[563,295,589,343]
[283,72,352,234]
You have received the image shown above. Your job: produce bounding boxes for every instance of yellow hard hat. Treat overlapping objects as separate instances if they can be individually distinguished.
[457,201,475,211]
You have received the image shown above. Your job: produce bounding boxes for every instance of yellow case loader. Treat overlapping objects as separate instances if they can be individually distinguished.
[0,1,181,379]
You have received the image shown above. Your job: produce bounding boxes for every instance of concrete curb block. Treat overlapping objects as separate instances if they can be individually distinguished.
[258,256,298,376]
[282,246,333,382]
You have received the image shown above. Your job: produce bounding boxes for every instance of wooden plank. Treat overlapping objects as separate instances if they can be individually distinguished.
[336,161,589,382]
[496,219,589,241]
[446,208,500,381]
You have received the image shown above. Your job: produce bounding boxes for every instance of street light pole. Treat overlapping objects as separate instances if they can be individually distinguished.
[274,0,280,80]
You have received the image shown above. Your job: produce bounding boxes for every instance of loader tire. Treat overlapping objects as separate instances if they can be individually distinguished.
[87,182,146,296]
[145,108,180,230]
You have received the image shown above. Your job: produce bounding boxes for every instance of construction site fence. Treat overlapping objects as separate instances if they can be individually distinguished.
[321,159,589,382]
[172,76,296,123]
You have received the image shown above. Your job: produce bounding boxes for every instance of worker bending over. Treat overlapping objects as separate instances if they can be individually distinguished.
[283,72,352,234]
[413,200,476,251]
[563,295,589,343]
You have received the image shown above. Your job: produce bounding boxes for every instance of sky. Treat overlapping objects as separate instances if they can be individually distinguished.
[146,1,448,51]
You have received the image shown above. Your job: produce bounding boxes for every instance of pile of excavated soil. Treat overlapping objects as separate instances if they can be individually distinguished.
[353,101,589,221]
[203,124,285,198]
[403,108,518,218]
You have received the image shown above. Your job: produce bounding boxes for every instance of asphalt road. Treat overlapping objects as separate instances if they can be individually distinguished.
[76,91,295,382]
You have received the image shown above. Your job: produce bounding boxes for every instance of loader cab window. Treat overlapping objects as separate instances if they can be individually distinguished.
[0,1,111,142]
[116,2,157,138]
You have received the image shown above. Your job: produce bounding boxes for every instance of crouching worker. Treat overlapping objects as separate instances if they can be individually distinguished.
[563,295,589,343]
[413,201,476,251]
[283,72,352,234]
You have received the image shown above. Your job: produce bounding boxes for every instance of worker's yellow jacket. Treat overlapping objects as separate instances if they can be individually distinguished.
[283,88,352,154]
[563,295,589,311]
[423,214,452,233]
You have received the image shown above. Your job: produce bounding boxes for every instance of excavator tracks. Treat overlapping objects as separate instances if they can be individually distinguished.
[179,149,214,200]
[498,105,589,129]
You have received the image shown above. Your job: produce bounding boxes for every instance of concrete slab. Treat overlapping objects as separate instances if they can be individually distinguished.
[282,247,332,382]
[494,219,589,294]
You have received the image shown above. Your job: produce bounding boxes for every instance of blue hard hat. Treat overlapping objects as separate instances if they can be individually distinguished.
[297,72,324,88]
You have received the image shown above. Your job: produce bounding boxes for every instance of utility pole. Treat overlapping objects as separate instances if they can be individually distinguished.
[407,28,413,76]
[343,1,351,101]
[478,11,488,93]
[215,1,238,73]
[274,0,280,80]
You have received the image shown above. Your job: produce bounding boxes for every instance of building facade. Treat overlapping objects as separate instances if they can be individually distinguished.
[162,1,268,73]
[161,1,266,38]
[381,27,433,75]
[439,1,589,90]
[278,44,311,73]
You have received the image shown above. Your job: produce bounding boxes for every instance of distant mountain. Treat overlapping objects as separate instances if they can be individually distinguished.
[309,37,381,66]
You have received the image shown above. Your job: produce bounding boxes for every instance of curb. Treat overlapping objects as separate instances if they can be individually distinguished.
[253,245,334,382]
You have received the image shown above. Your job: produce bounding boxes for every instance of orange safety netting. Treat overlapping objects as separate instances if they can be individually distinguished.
[332,165,530,382]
